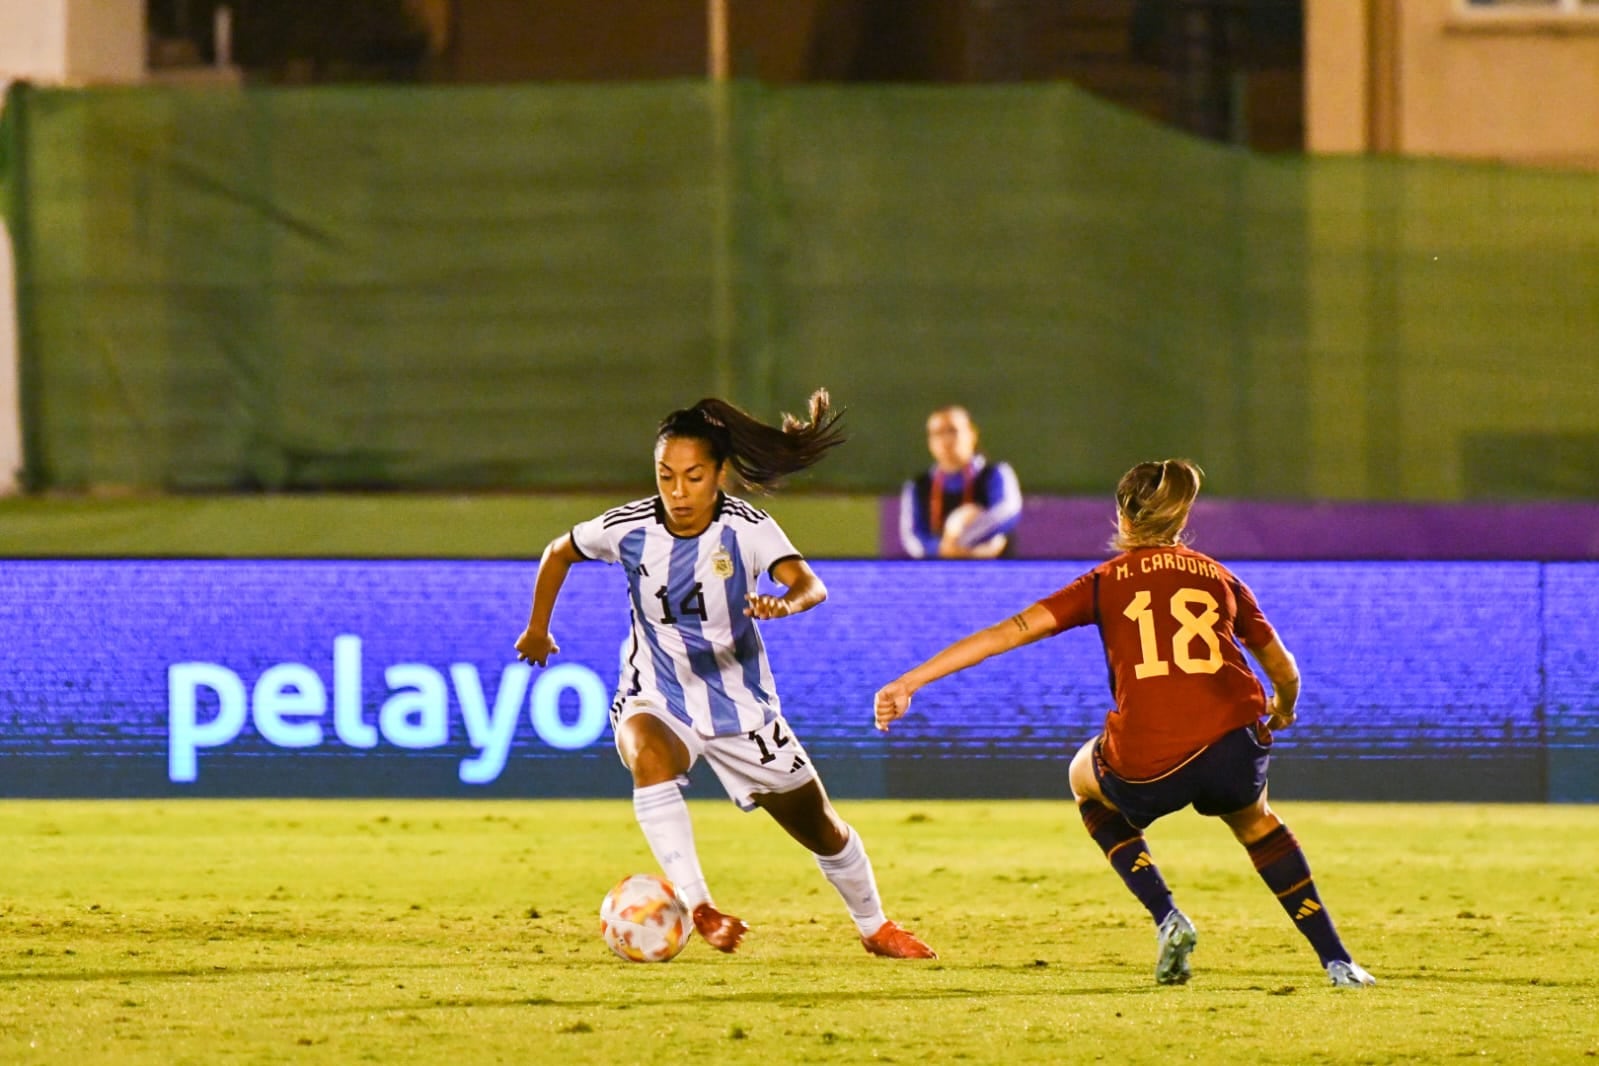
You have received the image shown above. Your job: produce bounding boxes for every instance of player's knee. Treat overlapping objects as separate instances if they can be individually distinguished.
[620,719,688,785]
[786,822,845,856]
[627,752,677,787]
[812,814,850,856]
[1223,804,1279,845]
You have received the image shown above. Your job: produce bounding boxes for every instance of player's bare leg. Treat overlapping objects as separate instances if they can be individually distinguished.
[617,714,691,787]
[755,781,936,959]
[621,714,746,951]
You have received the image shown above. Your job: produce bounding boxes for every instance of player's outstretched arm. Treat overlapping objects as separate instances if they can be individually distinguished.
[515,533,585,666]
[746,557,826,619]
[1247,635,1301,730]
[874,602,1058,732]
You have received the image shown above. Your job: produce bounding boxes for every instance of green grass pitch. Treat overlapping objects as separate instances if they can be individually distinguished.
[2,799,1595,1064]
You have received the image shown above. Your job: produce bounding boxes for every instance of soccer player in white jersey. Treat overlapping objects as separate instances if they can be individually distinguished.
[514,389,935,959]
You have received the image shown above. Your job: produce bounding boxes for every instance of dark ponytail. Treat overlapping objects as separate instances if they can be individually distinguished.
[657,388,846,491]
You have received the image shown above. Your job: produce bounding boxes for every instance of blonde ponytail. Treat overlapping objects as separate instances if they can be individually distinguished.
[1112,459,1203,550]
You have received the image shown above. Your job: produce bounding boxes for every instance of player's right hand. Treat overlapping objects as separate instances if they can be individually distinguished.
[873,679,913,732]
[515,628,559,667]
[1265,694,1296,732]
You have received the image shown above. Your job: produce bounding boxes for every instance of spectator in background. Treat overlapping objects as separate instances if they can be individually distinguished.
[899,406,1022,559]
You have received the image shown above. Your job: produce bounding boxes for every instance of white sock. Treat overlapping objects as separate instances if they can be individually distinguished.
[632,781,710,910]
[814,825,888,937]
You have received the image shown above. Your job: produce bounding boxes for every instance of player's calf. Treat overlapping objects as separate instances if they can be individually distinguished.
[1245,824,1359,972]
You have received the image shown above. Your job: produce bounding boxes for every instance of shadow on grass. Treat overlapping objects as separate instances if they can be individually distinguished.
[1379,969,1599,989]
[295,979,1168,1017]
[0,959,469,984]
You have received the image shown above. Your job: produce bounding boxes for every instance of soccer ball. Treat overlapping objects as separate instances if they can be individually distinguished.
[599,873,692,962]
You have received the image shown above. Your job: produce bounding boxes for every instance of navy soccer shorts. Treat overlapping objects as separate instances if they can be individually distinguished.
[1092,722,1272,829]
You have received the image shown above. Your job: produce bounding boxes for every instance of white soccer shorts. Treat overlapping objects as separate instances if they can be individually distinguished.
[611,696,818,811]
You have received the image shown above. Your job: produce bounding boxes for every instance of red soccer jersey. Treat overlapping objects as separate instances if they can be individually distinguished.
[1037,545,1276,780]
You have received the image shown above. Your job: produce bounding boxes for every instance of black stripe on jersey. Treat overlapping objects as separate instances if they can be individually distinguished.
[567,526,592,560]
[623,607,643,696]
[722,498,770,525]
[600,499,655,522]
[766,552,803,580]
[602,499,658,529]
[601,497,655,520]
[603,496,655,517]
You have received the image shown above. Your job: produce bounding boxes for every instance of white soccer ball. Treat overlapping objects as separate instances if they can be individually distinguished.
[599,873,692,963]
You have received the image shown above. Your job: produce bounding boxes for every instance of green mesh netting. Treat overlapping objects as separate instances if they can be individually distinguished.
[6,80,1596,497]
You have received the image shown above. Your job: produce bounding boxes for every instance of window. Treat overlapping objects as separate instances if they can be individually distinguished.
[1463,0,1599,11]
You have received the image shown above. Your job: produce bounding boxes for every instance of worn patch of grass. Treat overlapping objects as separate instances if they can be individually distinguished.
[0,800,1594,1064]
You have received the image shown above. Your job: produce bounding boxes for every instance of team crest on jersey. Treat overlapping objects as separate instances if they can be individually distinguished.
[710,547,735,579]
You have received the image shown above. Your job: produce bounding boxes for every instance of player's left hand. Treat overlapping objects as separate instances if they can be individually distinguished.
[744,593,791,619]
[873,680,913,732]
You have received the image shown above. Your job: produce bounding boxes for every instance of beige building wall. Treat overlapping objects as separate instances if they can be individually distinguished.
[0,0,143,85]
[1303,0,1599,500]
[0,1,68,82]
[1306,0,1372,154]
[1308,0,1599,169]
[0,0,143,493]
[65,0,145,83]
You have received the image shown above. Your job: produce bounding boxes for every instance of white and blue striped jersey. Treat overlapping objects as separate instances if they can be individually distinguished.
[570,493,803,738]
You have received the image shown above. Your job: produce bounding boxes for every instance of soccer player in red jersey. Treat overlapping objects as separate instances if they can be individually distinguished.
[874,459,1376,988]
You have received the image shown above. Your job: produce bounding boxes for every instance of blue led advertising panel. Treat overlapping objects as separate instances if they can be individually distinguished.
[0,560,1590,801]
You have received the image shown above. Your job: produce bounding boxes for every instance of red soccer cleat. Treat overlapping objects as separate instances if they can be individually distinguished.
[861,920,938,959]
[692,902,749,953]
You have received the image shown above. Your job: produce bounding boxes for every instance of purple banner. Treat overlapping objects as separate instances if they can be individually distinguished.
[880,498,1599,561]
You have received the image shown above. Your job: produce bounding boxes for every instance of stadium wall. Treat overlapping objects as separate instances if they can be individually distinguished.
[1,558,1592,804]
[1,81,1596,500]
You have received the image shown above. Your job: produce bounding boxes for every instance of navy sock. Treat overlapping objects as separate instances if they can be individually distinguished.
[1078,799,1174,925]
[1247,824,1352,966]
